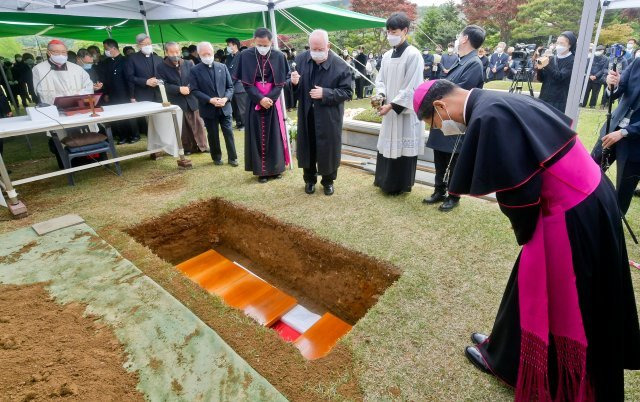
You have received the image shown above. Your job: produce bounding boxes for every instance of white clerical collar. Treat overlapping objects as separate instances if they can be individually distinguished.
[557,51,572,59]
[463,88,474,125]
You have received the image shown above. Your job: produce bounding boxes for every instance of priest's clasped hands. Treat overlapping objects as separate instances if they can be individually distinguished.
[290,71,323,100]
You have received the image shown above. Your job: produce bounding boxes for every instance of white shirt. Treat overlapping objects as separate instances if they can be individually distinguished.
[32,60,94,106]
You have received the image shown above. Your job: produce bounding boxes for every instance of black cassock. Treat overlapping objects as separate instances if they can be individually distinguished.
[234,48,290,177]
[292,51,352,181]
[100,55,137,142]
[536,54,575,112]
[451,89,640,400]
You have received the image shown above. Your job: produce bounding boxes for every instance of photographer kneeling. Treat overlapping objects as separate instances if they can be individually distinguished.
[535,31,576,112]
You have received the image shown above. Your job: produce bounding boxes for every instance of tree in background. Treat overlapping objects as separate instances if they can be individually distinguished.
[459,0,526,43]
[415,2,465,50]
[350,0,418,55]
[0,38,24,59]
[510,0,583,43]
[599,23,635,46]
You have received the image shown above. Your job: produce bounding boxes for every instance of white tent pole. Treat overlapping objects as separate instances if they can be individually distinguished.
[579,0,608,106]
[268,1,293,170]
[565,0,600,124]
[262,11,267,28]
[139,1,150,36]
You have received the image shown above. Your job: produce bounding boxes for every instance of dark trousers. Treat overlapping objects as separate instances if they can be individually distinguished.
[617,160,640,214]
[302,113,337,186]
[583,80,602,108]
[355,76,365,99]
[231,92,247,127]
[433,149,460,200]
[203,110,237,162]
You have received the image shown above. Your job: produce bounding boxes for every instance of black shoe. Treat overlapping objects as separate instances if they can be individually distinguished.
[465,346,491,374]
[323,184,334,196]
[274,174,283,180]
[117,138,127,145]
[229,160,239,167]
[213,160,224,166]
[258,176,268,183]
[439,197,459,212]
[471,333,489,345]
[634,188,640,198]
[305,183,316,194]
[185,151,192,156]
[128,136,141,144]
[423,191,446,204]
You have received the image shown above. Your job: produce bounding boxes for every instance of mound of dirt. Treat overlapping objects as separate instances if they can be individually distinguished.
[0,283,143,402]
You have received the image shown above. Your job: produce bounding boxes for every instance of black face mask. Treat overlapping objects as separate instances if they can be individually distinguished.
[168,55,180,63]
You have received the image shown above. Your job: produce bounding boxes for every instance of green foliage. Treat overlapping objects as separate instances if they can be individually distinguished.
[600,23,635,46]
[0,38,23,59]
[353,108,382,124]
[415,2,466,50]
[510,0,583,43]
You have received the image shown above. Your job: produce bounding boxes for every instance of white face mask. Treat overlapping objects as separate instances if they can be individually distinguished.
[105,49,113,58]
[387,34,402,47]
[201,56,214,65]
[50,54,67,65]
[454,39,460,54]
[141,45,153,55]
[496,47,504,54]
[310,50,328,62]
[447,47,454,54]
[555,45,568,55]
[256,45,270,56]
[595,50,604,57]
[435,107,466,136]
[226,46,233,54]
[628,43,635,50]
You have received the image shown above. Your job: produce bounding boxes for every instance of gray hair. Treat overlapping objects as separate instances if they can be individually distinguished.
[164,41,179,51]
[135,33,149,43]
[196,41,213,53]
[309,29,329,45]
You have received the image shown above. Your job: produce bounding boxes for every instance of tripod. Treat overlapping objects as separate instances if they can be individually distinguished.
[509,63,535,97]
[600,59,639,245]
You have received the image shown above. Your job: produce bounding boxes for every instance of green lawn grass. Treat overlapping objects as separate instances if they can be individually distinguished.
[1,104,639,400]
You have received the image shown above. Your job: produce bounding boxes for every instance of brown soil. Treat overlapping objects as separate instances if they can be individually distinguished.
[127,198,400,325]
[0,283,143,402]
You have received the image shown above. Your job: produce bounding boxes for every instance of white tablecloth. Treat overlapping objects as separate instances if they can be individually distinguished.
[147,107,182,157]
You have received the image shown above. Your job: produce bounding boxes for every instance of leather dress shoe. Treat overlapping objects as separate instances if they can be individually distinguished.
[117,138,127,145]
[229,160,239,167]
[323,184,334,196]
[258,176,268,183]
[305,183,316,194]
[634,188,640,198]
[213,160,224,166]
[128,136,141,144]
[439,196,459,212]
[423,191,446,204]
[471,332,489,345]
[465,346,491,374]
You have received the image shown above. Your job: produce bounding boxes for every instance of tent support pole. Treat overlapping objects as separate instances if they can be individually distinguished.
[580,1,608,107]
[565,0,599,125]
[0,61,18,112]
[139,1,150,37]
[268,2,293,170]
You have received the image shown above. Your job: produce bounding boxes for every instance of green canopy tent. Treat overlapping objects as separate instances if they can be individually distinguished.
[0,5,385,43]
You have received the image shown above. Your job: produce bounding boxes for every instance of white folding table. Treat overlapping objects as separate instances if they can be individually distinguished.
[0,101,192,217]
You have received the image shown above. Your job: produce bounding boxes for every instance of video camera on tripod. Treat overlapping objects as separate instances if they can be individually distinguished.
[509,43,537,96]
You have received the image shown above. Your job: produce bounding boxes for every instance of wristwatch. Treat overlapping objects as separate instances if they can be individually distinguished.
[621,128,629,137]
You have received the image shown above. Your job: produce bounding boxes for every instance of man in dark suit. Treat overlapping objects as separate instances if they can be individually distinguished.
[422,48,434,80]
[101,38,139,144]
[592,59,640,214]
[190,41,237,166]
[225,37,247,130]
[355,46,368,99]
[125,33,162,103]
[157,42,207,154]
[583,45,609,108]
[487,42,509,81]
[424,25,486,211]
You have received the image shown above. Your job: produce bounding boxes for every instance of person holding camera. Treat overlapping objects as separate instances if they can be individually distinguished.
[591,57,640,214]
[536,31,576,112]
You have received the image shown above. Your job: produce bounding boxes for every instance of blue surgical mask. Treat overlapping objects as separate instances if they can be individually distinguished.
[83,63,92,70]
